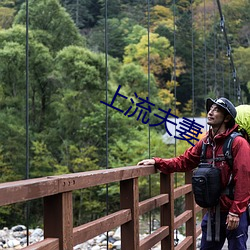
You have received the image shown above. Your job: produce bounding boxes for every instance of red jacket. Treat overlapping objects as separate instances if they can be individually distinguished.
[154,124,250,216]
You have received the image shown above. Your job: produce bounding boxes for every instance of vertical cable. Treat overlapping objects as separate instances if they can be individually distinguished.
[213,0,217,96]
[219,35,225,96]
[222,64,225,96]
[204,0,207,98]
[173,0,177,155]
[104,0,109,247]
[147,0,152,234]
[147,0,151,160]
[25,0,30,245]
[76,0,79,27]
[172,0,179,245]
[191,0,195,117]
[25,0,29,182]
[228,64,231,100]
[216,0,241,103]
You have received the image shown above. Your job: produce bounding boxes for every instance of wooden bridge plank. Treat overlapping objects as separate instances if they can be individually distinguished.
[0,165,156,206]
[73,209,131,245]
[161,173,175,250]
[120,178,140,250]
[44,192,73,250]
[185,172,197,250]
[175,236,193,250]
[139,194,169,215]
[174,184,192,199]
[140,226,169,250]
[22,238,59,250]
[174,210,192,229]
[0,177,59,206]
[57,165,156,192]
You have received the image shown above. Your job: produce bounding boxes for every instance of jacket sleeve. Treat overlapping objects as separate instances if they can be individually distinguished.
[153,139,203,174]
[230,136,250,215]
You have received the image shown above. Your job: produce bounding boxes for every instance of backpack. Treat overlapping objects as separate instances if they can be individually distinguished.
[235,105,250,142]
[192,131,241,208]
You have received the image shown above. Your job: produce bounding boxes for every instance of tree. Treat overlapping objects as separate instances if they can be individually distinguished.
[30,141,57,177]
[14,0,84,52]
[124,32,185,90]
[148,5,174,33]
[0,6,15,29]
[0,112,26,180]
[61,0,101,29]
[86,17,139,60]
[0,25,55,132]
[116,63,160,103]
[46,46,108,165]
[234,46,250,102]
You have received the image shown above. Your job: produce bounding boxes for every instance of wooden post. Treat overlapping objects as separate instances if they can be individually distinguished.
[161,173,174,250]
[44,192,73,250]
[185,171,196,250]
[120,178,139,250]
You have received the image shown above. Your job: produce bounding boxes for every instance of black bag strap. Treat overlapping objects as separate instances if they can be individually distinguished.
[200,142,208,162]
[222,132,242,200]
[223,131,242,170]
[200,142,225,163]
[201,131,242,166]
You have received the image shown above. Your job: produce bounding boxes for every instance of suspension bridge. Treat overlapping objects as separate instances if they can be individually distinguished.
[0,165,205,249]
[0,0,249,249]
[1,165,249,249]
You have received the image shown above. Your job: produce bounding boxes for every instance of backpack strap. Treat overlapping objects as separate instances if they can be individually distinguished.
[223,132,242,200]
[200,142,208,163]
[223,132,242,169]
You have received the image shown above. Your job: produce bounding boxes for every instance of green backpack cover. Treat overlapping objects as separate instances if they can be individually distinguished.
[235,105,250,140]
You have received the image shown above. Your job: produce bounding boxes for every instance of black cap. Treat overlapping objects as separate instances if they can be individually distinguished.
[206,97,237,119]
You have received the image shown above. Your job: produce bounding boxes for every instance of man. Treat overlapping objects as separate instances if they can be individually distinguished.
[138,97,250,250]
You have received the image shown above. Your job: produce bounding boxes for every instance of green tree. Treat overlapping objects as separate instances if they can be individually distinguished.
[61,0,101,29]
[148,5,174,33]
[30,141,57,177]
[46,46,107,166]
[86,17,138,60]
[116,63,160,104]
[14,0,84,52]
[0,0,20,29]
[124,32,185,92]
[0,25,56,132]
[0,6,15,29]
[0,39,27,180]
[234,46,250,102]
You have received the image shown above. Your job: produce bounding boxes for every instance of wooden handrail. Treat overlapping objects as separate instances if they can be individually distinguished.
[0,165,203,250]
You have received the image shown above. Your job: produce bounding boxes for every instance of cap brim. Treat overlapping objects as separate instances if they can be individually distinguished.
[206,98,215,113]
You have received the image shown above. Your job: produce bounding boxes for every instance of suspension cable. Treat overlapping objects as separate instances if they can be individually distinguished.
[25,0,30,245]
[173,0,177,156]
[104,0,109,248]
[216,0,242,104]
[147,0,152,234]
[172,0,179,245]
[213,0,217,95]
[204,0,207,98]
[218,27,225,96]
[191,1,194,117]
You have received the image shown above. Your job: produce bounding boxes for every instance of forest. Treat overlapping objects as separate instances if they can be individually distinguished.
[0,0,249,228]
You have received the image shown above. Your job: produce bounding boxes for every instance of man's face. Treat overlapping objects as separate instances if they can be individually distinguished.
[207,104,226,127]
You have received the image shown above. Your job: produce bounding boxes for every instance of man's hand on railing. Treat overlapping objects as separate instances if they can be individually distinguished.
[137,159,155,166]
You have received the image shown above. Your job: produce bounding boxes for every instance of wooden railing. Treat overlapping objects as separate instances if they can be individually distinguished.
[0,165,203,250]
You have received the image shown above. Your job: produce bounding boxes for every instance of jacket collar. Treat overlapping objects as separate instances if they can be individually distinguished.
[206,124,239,144]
